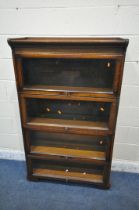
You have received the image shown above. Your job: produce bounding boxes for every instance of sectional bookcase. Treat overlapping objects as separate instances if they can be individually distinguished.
[8,37,128,188]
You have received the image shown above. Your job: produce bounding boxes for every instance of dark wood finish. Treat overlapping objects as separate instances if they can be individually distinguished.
[7,37,128,44]
[8,37,128,189]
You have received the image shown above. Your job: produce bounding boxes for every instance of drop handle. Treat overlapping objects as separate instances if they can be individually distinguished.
[57,110,62,115]
[99,140,103,145]
[107,62,111,68]
[46,107,51,112]
[100,107,105,112]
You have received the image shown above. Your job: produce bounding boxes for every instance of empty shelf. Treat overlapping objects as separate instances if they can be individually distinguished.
[33,168,103,184]
[31,145,106,161]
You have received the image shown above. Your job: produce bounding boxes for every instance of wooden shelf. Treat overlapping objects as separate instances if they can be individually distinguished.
[31,145,106,161]
[33,168,103,184]
[26,118,109,135]
[23,85,113,98]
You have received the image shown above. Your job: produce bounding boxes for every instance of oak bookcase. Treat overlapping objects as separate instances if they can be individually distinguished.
[8,37,128,188]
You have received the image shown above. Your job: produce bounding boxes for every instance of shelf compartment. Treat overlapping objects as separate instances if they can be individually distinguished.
[29,131,108,161]
[31,158,104,184]
[22,58,117,93]
[33,168,103,184]
[24,97,112,134]
[26,118,109,135]
[26,98,111,123]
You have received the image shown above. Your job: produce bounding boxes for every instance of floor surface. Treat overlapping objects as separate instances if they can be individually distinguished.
[0,159,139,210]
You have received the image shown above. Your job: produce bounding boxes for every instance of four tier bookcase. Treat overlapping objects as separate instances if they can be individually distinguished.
[8,37,128,188]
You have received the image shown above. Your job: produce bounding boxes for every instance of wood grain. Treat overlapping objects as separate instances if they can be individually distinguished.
[25,118,111,136]
[31,145,106,161]
[33,168,103,183]
[8,37,128,45]
[23,85,114,98]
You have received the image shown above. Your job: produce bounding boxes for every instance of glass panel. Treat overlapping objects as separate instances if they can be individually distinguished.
[32,158,104,176]
[30,131,108,152]
[26,98,111,123]
[23,58,116,89]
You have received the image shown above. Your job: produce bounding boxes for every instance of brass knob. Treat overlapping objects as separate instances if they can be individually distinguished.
[99,140,103,145]
[83,172,86,175]
[57,110,62,115]
[46,107,50,112]
[107,62,111,68]
[65,169,69,172]
[100,107,105,112]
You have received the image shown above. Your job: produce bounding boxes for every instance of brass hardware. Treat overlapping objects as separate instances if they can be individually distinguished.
[57,110,62,115]
[107,62,111,68]
[83,172,86,175]
[65,169,69,172]
[100,107,105,112]
[46,107,50,112]
[99,140,103,145]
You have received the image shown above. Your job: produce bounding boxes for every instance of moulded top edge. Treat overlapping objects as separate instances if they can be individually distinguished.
[7,37,129,47]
